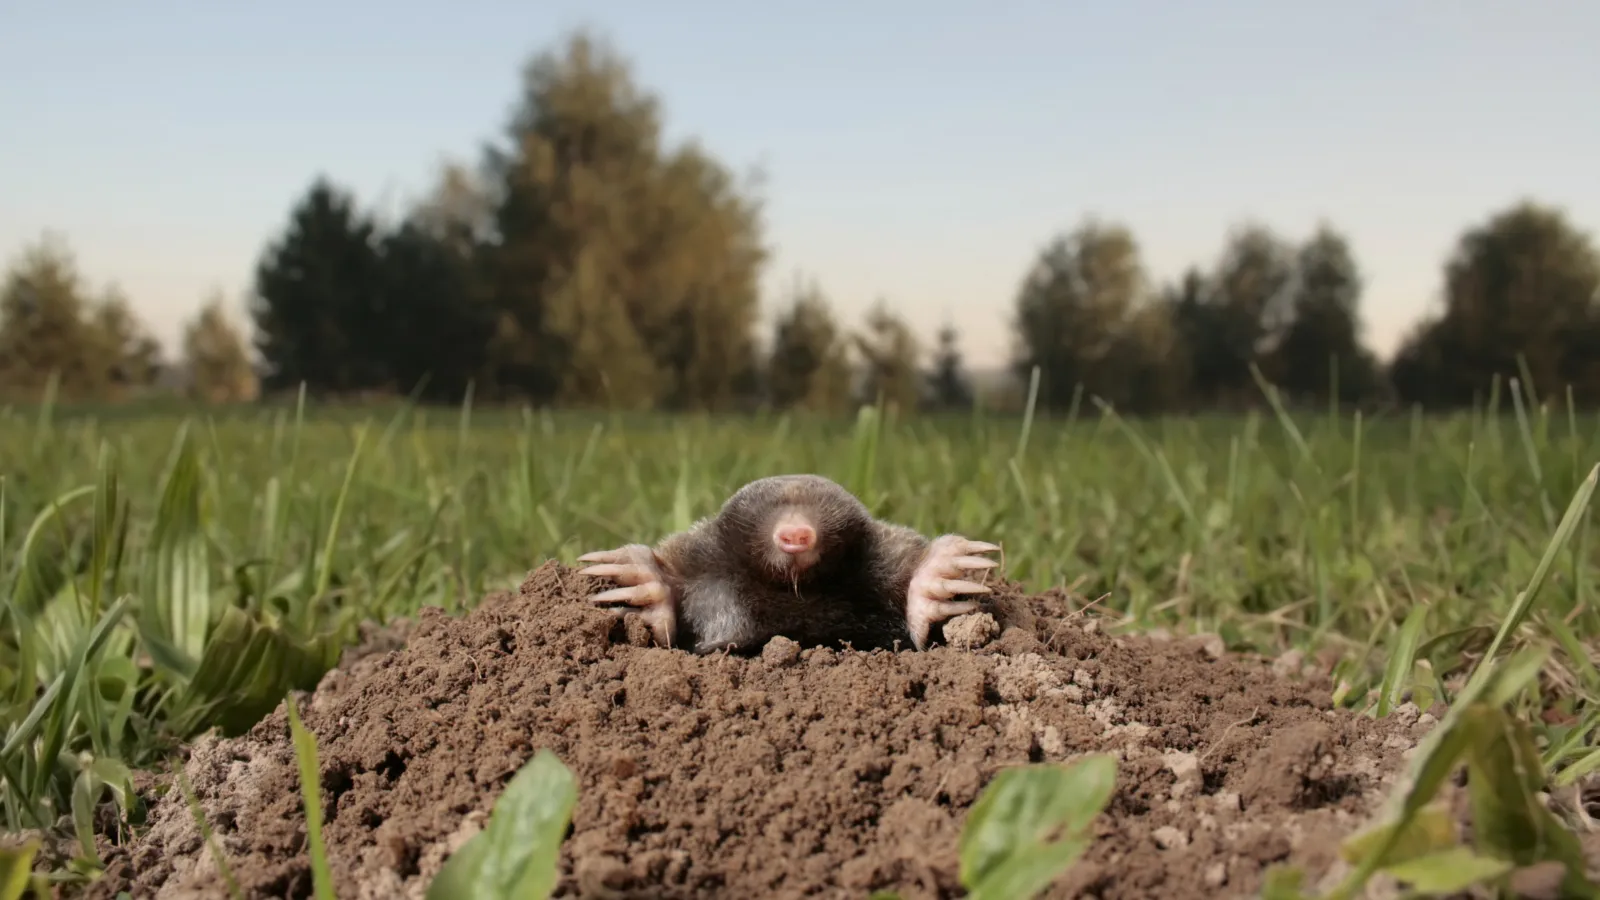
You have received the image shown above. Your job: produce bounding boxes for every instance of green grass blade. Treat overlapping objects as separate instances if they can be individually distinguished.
[1467,463,1599,693]
[286,696,336,900]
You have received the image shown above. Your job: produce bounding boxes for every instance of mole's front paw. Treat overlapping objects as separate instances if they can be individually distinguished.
[905,535,999,651]
[577,544,678,648]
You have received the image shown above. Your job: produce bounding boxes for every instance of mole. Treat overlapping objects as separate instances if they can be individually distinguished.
[575,473,1000,654]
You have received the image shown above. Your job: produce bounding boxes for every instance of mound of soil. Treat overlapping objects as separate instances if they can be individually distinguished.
[86,562,1433,899]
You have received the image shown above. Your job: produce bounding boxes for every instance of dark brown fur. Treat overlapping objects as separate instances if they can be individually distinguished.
[652,474,934,654]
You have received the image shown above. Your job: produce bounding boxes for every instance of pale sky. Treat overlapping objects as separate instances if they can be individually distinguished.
[3,1,1597,368]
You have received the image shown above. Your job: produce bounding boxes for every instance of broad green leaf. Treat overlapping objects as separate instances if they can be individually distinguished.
[427,749,579,900]
[1461,704,1595,895]
[1338,801,1458,868]
[967,837,1093,900]
[1381,846,1512,893]
[428,835,490,900]
[1257,865,1311,900]
[1328,659,1500,895]
[0,840,38,900]
[30,596,131,801]
[89,756,136,816]
[170,606,342,738]
[135,618,197,681]
[958,754,1116,895]
[138,424,212,661]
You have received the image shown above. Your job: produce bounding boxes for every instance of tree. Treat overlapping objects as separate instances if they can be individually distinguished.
[925,320,973,410]
[1267,224,1382,404]
[250,176,386,394]
[1390,200,1600,407]
[855,299,921,413]
[476,29,767,409]
[1108,301,1187,415]
[0,234,110,400]
[1205,223,1297,405]
[184,293,259,404]
[93,285,164,392]
[411,161,495,250]
[1162,266,1219,408]
[766,278,854,413]
[372,165,497,404]
[1388,314,1449,407]
[1010,218,1147,411]
[540,245,659,408]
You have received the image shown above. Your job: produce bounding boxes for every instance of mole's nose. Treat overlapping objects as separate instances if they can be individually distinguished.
[775,524,816,554]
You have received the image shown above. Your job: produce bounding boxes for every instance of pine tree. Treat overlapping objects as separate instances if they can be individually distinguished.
[250,177,385,394]
[925,321,972,409]
[1268,224,1381,404]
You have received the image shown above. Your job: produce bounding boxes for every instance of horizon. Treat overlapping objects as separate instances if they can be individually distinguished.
[3,1,1598,369]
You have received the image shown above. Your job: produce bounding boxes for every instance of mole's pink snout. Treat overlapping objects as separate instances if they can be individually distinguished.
[775,523,817,554]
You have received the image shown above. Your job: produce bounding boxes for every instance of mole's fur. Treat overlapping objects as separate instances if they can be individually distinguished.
[576,474,999,653]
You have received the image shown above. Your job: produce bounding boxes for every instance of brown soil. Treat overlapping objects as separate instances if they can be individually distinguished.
[84,562,1435,900]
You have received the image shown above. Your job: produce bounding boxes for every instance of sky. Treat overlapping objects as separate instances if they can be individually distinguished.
[3,1,1598,369]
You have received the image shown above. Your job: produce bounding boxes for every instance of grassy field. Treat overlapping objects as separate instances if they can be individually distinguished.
[4,385,1600,892]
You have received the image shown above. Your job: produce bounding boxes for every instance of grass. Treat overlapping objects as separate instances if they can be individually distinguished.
[3,376,1600,895]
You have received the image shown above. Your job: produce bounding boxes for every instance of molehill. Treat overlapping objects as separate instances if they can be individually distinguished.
[84,561,1431,899]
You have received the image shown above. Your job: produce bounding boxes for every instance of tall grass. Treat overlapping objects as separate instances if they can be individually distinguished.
[2,389,1599,887]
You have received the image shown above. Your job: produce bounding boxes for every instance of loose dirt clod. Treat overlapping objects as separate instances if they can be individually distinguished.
[86,562,1428,899]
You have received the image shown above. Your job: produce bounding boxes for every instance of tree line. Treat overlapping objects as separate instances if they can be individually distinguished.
[5,30,1600,414]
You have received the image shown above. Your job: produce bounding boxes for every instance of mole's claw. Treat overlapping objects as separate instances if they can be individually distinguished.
[928,599,979,619]
[902,534,1002,651]
[578,562,655,584]
[591,582,669,607]
[938,579,992,596]
[576,543,679,647]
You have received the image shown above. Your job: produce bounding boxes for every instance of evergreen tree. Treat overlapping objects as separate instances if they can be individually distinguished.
[1269,224,1382,404]
[250,176,385,394]
[374,199,494,403]
[925,321,973,410]
[1207,223,1297,405]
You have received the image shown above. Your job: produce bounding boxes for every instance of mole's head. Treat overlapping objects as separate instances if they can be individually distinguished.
[715,474,873,583]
